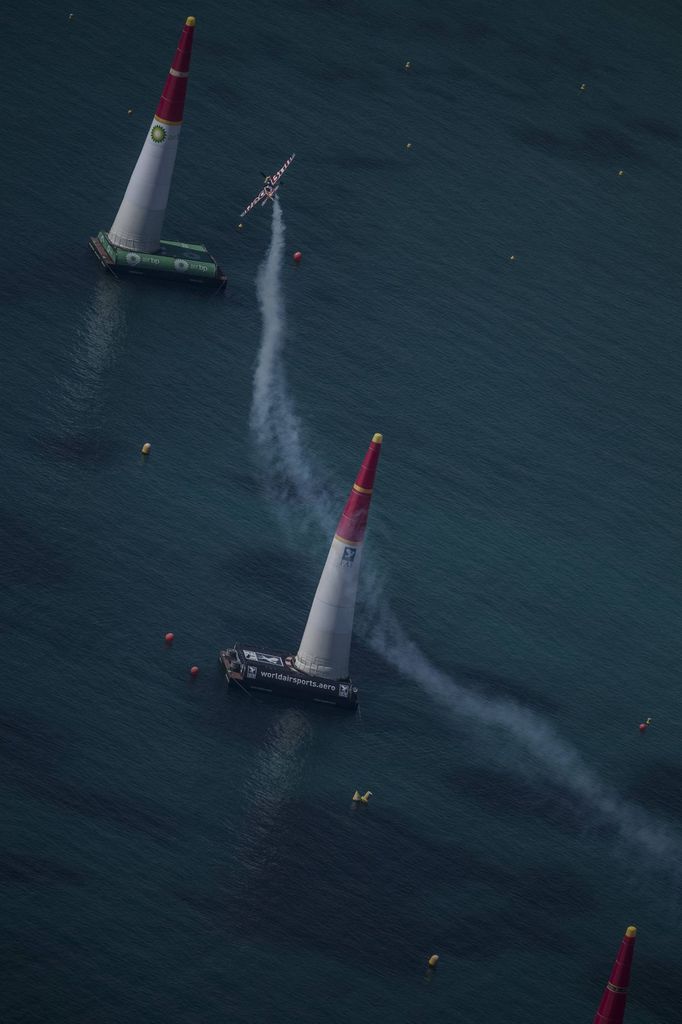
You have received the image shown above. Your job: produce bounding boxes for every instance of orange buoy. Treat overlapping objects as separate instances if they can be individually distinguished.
[190,665,199,678]
[165,632,174,644]
[293,251,302,263]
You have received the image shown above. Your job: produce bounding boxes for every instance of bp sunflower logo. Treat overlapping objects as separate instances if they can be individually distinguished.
[150,124,166,144]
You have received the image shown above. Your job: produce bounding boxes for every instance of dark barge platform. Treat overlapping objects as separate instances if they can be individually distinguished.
[89,231,227,289]
[219,644,358,710]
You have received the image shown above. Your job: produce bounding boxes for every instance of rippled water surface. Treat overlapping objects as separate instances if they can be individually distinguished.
[2,1,682,1021]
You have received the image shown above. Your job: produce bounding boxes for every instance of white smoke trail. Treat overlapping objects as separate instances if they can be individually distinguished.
[250,203,682,872]
[364,595,681,865]
[250,199,335,527]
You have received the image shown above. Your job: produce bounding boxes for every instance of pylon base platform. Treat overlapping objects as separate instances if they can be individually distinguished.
[89,231,226,290]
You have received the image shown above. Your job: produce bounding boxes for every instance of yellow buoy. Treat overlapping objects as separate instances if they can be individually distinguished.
[352,790,372,803]
[141,442,151,455]
[404,61,412,70]
[237,222,244,231]
[428,954,439,969]
[509,255,516,261]
[406,142,412,150]
[617,169,624,176]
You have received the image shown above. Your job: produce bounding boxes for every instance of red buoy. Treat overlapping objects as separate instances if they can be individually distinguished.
[190,665,199,678]
[293,251,302,263]
[638,723,647,732]
[164,632,174,644]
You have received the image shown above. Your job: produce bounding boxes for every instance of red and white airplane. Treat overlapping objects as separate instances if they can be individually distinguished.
[240,154,296,218]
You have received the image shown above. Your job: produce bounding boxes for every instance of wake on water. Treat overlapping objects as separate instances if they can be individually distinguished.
[250,201,682,874]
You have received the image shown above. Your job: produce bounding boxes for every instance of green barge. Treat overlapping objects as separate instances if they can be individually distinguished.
[89,232,227,290]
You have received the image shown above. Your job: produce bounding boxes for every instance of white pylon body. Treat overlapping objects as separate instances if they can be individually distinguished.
[295,537,365,680]
[108,119,181,251]
[295,433,382,681]
[106,17,195,252]
[107,116,180,249]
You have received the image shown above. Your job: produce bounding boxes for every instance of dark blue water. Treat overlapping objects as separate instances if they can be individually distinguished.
[2,1,682,1021]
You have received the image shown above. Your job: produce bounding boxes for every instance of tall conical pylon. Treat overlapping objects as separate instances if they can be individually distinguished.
[108,17,196,252]
[593,925,637,1024]
[295,434,383,680]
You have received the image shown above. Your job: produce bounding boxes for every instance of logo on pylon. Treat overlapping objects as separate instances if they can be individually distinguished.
[150,124,167,144]
[341,546,357,566]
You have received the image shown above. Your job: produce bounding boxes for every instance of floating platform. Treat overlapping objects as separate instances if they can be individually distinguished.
[89,231,227,289]
[219,644,358,710]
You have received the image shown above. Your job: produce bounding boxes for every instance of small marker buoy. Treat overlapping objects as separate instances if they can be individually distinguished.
[352,790,372,803]
[68,12,75,20]
[509,255,517,261]
[579,82,587,91]
[141,442,151,455]
[164,632,174,645]
[237,222,244,231]
[404,61,412,71]
[127,108,133,116]
[190,665,199,678]
[428,954,439,969]
[293,251,302,263]
[639,717,652,733]
[617,169,624,176]
[406,142,413,150]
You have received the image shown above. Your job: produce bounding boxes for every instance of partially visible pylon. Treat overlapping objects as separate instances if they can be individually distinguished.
[295,433,383,680]
[108,17,196,252]
[593,925,637,1024]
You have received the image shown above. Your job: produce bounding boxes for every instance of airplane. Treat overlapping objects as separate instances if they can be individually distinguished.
[240,154,295,218]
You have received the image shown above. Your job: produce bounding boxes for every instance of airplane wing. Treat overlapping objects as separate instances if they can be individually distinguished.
[240,188,267,218]
[270,153,296,186]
